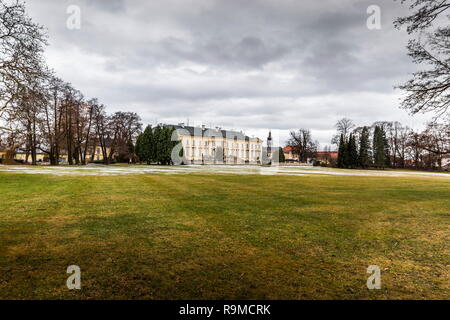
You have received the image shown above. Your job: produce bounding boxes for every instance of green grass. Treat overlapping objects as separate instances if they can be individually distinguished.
[0,171,449,299]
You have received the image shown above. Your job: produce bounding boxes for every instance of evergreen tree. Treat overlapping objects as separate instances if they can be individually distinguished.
[153,125,163,164]
[147,126,156,164]
[373,126,388,169]
[358,126,371,168]
[373,126,380,168]
[337,134,346,168]
[278,147,286,163]
[160,127,174,165]
[136,125,151,164]
[136,125,175,165]
[135,134,144,162]
[348,134,358,168]
[383,130,391,168]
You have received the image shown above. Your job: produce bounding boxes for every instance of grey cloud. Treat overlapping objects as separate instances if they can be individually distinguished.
[158,35,290,69]
[86,0,125,12]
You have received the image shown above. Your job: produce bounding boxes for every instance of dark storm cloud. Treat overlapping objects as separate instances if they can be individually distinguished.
[26,0,429,146]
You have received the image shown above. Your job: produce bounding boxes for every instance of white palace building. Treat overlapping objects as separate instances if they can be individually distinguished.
[168,123,270,165]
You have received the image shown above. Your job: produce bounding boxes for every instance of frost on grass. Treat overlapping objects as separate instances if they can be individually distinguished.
[0,165,449,178]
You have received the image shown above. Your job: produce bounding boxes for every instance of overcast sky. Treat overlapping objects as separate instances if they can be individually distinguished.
[27,0,430,148]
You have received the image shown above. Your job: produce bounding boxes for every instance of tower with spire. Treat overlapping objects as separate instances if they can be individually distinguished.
[267,131,273,163]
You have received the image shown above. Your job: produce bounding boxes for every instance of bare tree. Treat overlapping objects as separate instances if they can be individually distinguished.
[332,118,355,145]
[39,76,65,165]
[13,84,46,164]
[80,99,96,165]
[394,124,411,168]
[0,0,47,119]
[419,122,450,168]
[395,0,450,118]
[288,129,318,163]
[106,112,142,163]
[93,104,110,164]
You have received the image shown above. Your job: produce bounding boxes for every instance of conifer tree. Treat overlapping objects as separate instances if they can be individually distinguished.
[373,126,380,168]
[358,126,371,168]
[373,126,388,169]
[383,129,391,168]
[135,125,153,164]
[153,125,163,164]
[135,134,144,162]
[337,134,346,168]
[348,134,358,168]
[278,147,286,163]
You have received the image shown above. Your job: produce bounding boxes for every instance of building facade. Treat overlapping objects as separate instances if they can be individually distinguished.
[170,124,264,165]
[282,146,299,162]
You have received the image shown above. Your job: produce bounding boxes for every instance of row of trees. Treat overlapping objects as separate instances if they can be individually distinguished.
[332,1,450,171]
[337,126,390,169]
[334,118,450,170]
[0,1,142,165]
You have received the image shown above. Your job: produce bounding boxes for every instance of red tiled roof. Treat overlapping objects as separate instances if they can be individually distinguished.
[316,151,338,159]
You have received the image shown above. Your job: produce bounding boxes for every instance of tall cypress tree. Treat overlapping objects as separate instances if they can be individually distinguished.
[383,128,391,168]
[278,147,286,163]
[358,126,371,168]
[337,134,346,168]
[373,126,380,168]
[135,134,144,162]
[153,125,163,164]
[373,126,387,168]
[136,125,153,164]
[348,134,358,168]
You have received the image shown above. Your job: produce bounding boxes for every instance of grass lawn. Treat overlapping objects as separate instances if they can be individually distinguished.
[0,170,449,299]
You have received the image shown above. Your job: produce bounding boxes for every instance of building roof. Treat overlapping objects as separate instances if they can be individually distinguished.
[316,151,338,159]
[166,124,260,141]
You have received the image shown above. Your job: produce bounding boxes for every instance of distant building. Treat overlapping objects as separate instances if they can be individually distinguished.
[169,124,263,165]
[0,150,46,163]
[315,151,338,165]
[282,147,338,165]
[283,146,299,162]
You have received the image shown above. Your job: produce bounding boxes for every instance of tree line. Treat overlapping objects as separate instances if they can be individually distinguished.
[0,1,142,165]
[334,118,450,170]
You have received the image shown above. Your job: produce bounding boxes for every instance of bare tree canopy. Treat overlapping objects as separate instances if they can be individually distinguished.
[0,0,47,117]
[331,118,355,145]
[395,0,450,118]
[288,129,318,162]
